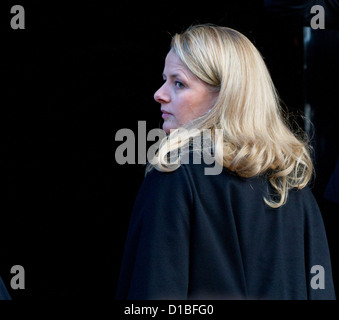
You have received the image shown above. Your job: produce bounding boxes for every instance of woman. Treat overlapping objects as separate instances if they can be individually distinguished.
[116,24,336,299]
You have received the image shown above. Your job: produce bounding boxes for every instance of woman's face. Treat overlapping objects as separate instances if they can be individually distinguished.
[154,50,217,134]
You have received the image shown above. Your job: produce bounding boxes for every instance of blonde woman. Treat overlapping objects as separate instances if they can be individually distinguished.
[116,24,336,300]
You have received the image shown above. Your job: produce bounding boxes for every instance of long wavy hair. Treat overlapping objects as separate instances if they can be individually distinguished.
[147,24,313,208]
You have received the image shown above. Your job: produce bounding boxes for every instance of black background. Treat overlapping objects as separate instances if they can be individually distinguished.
[1,0,338,307]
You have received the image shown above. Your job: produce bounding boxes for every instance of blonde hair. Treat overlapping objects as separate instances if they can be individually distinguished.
[147,24,313,208]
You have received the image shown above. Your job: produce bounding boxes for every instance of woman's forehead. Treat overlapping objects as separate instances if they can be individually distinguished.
[163,51,192,79]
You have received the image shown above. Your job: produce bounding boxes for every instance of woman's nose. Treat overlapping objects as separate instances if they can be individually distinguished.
[154,83,170,104]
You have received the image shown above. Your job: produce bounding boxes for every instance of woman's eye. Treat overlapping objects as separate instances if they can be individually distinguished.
[175,81,184,88]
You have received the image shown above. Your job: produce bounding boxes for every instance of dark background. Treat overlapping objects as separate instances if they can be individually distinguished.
[1,0,338,302]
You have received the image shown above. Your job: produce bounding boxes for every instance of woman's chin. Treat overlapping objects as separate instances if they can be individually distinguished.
[162,121,177,135]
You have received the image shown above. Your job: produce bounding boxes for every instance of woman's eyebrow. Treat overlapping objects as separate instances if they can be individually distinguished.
[162,72,187,80]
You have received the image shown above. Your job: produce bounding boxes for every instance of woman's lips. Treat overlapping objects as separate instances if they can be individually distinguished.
[161,110,172,119]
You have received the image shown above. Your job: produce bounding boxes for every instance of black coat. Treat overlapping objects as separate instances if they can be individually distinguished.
[116,160,336,300]
[0,276,11,300]
[324,156,339,204]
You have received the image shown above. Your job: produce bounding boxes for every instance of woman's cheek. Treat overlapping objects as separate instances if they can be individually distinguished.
[179,105,194,125]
